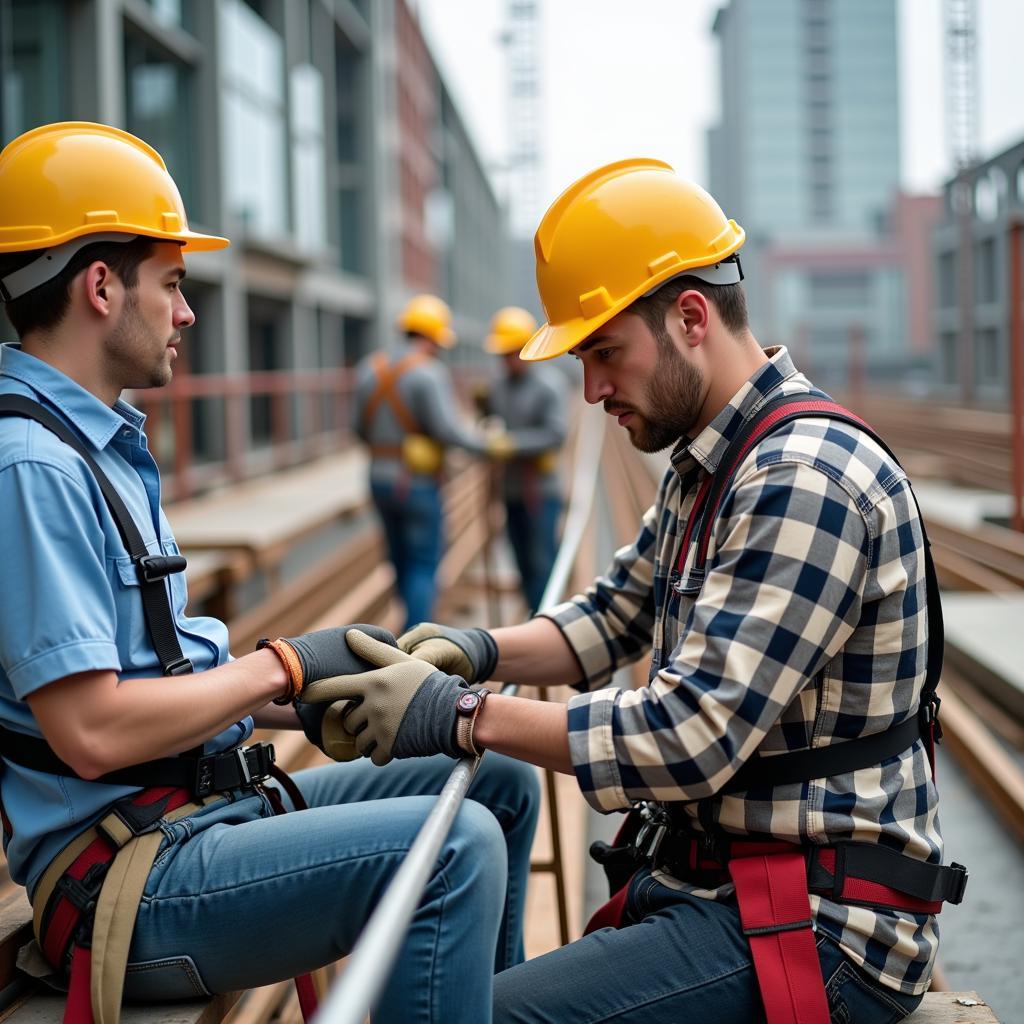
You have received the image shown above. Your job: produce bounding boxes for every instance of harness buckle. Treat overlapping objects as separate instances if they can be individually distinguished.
[631,803,670,863]
[920,694,943,743]
[195,754,217,797]
[245,741,276,782]
[55,863,107,916]
[136,554,188,582]
[947,862,969,905]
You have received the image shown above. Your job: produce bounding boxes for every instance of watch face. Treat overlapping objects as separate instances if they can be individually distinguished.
[456,691,480,714]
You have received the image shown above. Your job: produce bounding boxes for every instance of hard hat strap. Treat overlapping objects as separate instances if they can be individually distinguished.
[641,254,744,298]
[0,232,138,302]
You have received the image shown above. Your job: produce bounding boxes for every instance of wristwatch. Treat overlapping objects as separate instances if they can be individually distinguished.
[454,687,490,757]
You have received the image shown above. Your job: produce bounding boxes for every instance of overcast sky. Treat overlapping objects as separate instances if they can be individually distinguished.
[414,0,1024,222]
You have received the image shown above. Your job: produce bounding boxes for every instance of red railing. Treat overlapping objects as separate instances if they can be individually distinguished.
[132,368,357,501]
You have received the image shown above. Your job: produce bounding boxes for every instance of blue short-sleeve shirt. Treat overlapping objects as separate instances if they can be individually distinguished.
[0,344,249,896]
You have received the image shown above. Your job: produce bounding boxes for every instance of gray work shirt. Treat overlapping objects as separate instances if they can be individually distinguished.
[486,364,567,501]
[353,346,487,483]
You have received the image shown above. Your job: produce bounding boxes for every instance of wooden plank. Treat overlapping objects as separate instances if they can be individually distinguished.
[908,992,1000,1022]
[0,991,239,1023]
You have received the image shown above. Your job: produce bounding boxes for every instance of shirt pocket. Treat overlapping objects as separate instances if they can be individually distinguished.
[110,540,184,672]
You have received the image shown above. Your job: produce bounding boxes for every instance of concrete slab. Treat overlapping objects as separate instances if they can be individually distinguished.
[941,594,1024,718]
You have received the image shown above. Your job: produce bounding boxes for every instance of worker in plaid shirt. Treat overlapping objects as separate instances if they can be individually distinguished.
[314,160,963,1024]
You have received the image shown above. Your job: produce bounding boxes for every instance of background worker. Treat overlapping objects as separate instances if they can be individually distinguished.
[482,307,567,613]
[310,159,965,1023]
[354,295,512,628]
[0,122,537,1024]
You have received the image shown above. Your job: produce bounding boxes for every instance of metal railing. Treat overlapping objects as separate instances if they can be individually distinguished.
[314,404,605,1024]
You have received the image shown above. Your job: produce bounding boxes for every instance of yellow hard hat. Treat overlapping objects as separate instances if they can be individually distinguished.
[484,306,537,355]
[0,121,228,300]
[397,294,456,348]
[520,158,745,361]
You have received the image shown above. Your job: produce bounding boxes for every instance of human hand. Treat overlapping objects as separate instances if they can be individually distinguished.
[277,624,397,759]
[304,629,469,766]
[397,622,498,685]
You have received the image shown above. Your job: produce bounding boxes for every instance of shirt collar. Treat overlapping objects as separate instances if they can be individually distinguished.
[0,343,146,450]
[670,346,805,477]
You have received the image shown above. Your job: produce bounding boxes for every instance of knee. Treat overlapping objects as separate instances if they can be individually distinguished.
[443,801,508,894]
[475,754,541,822]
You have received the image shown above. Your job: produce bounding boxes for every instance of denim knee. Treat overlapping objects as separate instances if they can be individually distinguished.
[482,755,541,819]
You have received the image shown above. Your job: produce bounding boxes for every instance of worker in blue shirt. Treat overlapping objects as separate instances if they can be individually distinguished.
[0,122,536,1024]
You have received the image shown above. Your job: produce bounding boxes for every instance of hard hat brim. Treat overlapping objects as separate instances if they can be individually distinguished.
[520,316,611,362]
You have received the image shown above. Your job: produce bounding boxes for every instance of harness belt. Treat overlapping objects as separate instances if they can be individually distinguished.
[0,727,276,798]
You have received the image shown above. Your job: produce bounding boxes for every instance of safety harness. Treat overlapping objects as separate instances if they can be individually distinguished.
[361,350,435,460]
[0,396,319,1024]
[584,393,967,1024]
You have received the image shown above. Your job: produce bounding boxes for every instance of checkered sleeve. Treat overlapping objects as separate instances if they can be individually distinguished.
[567,456,871,812]
[540,500,659,691]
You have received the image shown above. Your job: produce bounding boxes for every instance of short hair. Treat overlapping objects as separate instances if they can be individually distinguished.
[630,274,749,338]
[0,236,156,337]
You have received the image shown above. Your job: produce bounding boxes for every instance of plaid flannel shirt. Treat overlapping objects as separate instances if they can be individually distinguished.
[545,347,942,995]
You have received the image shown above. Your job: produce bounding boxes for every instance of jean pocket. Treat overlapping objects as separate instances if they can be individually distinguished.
[824,959,921,1024]
[124,954,212,1001]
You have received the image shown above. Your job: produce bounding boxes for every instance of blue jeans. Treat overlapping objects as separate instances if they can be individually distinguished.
[505,496,561,613]
[126,753,540,1023]
[493,870,924,1023]
[372,477,443,629]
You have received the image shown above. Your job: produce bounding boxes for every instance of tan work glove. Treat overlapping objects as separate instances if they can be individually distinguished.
[304,629,470,766]
[397,622,498,685]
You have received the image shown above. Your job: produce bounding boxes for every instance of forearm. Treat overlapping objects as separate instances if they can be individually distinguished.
[491,617,584,688]
[473,693,573,774]
[29,649,288,777]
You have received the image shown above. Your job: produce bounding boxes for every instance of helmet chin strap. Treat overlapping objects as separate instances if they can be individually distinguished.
[0,233,138,302]
[641,255,744,298]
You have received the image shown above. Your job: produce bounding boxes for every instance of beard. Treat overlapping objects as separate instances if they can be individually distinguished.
[104,292,175,390]
[611,328,706,453]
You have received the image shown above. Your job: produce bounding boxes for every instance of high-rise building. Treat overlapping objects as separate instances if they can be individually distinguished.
[707,0,937,390]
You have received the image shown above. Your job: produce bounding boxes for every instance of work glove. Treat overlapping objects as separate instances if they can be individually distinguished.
[397,622,498,686]
[259,624,398,760]
[485,429,516,460]
[304,629,470,766]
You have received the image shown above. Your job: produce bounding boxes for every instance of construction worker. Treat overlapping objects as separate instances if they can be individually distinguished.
[0,122,538,1024]
[354,296,511,628]
[308,159,967,1022]
[482,307,567,612]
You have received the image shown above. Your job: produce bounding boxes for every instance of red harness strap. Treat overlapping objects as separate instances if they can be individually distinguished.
[728,851,830,1024]
[42,784,319,1024]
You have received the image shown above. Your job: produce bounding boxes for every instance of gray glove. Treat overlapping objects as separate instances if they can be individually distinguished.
[304,629,469,766]
[397,622,498,685]
[290,623,397,760]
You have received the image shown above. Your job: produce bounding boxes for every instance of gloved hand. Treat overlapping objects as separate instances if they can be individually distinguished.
[397,622,498,685]
[304,629,470,766]
[485,429,516,460]
[267,623,397,759]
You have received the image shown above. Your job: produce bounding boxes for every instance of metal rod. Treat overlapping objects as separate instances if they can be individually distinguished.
[1009,220,1024,533]
[313,758,480,1024]
[314,403,605,1024]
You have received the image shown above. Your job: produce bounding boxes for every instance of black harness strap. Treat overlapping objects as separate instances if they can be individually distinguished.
[683,393,945,790]
[0,395,193,677]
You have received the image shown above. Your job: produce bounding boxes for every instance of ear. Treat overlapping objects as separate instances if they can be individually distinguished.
[81,261,120,318]
[673,289,710,348]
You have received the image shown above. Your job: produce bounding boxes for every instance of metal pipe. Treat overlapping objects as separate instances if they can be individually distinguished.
[1009,219,1024,533]
[314,403,605,1024]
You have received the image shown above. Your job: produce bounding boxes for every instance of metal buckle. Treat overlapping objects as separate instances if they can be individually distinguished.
[195,754,216,797]
[235,746,252,786]
[164,656,194,676]
[631,803,670,864]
